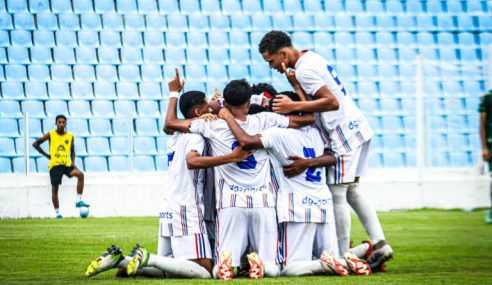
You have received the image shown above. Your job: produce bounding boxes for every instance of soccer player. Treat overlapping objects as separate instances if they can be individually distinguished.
[163,78,315,279]
[258,30,393,269]
[218,90,371,277]
[32,115,88,219]
[479,89,492,224]
[85,70,250,279]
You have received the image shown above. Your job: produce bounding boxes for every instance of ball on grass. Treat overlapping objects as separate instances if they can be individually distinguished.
[80,206,89,219]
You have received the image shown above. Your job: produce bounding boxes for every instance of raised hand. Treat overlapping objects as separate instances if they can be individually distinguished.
[211,87,223,100]
[272,94,295,114]
[283,156,309,178]
[230,145,252,162]
[282,62,300,87]
[199,113,218,122]
[168,67,185,93]
[218,107,234,120]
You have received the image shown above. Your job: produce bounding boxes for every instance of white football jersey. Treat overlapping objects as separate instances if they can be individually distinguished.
[260,126,335,224]
[159,132,206,237]
[295,51,374,156]
[189,112,289,209]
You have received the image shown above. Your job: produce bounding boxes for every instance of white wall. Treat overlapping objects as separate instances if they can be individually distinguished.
[0,169,489,218]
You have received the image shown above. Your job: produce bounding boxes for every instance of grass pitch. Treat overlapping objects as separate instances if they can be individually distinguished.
[1,209,491,285]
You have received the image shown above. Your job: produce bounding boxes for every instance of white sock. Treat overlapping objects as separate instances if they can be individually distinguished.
[212,265,218,279]
[76,194,82,202]
[347,182,385,244]
[136,267,166,278]
[330,184,351,255]
[281,261,325,276]
[55,208,60,215]
[147,254,211,278]
[263,262,280,277]
[351,243,369,259]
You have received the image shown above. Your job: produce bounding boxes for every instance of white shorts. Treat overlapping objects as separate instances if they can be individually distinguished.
[279,222,339,267]
[157,233,212,260]
[216,207,279,267]
[327,141,370,184]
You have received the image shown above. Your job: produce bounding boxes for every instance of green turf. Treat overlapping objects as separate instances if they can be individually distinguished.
[1,209,491,284]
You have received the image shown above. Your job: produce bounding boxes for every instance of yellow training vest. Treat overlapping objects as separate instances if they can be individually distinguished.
[48,130,73,170]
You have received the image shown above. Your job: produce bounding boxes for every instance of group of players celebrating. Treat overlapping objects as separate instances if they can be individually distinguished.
[85,30,394,280]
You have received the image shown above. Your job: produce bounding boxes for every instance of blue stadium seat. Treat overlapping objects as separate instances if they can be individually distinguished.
[59,14,80,31]
[0,137,16,156]
[55,31,77,48]
[164,47,186,64]
[231,16,251,30]
[92,100,115,117]
[292,32,313,50]
[53,47,76,64]
[229,64,250,81]
[76,47,98,64]
[427,0,444,13]
[460,47,479,62]
[99,31,121,48]
[334,15,353,31]
[230,47,250,64]
[335,47,355,62]
[463,81,482,95]
[96,65,118,81]
[0,100,21,117]
[7,0,28,12]
[85,156,108,172]
[381,115,403,131]
[210,15,230,31]
[102,13,123,31]
[167,14,187,31]
[112,118,130,135]
[437,15,456,31]
[12,157,37,173]
[116,82,139,99]
[68,119,90,137]
[51,0,72,13]
[479,32,492,47]
[222,0,241,14]
[375,32,394,47]
[70,82,94,99]
[336,64,356,80]
[14,13,35,30]
[116,0,137,13]
[29,0,51,13]
[376,15,394,31]
[134,137,157,155]
[35,157,49,172]
[355,32,374,46]
[184,82,205,93]
[33,30,55,47]
[0,157,11,173]
[230,31,249,47]
[313,32,333,49]
[1,82,24,99]
[137,100,160,117]
[158,0,179,14]
[208,47,229,64]
[419,46,438,61]
[165,31,187,48]
[250,65,271,81]
[68,100,91,117]
[139,82,162,99]
[137,0,157,13]
[118,65,141,82]
[406,0,423,13]
[356,48,376,62]
[467,1,486,13]
[186,31,208,49]
[251,14,272,31]
[144,14,166,32]
[48,81,71,98]
[78,31,100,47]
[73,65,96,81]
[36,13,58,30]
[383,153,405,168]
[72,0,93,12]
[187,47,208,64]
[21,100,45,117]
[80,14,102,31]
[114,100,136,117]
[313,15,333,30]
[97,47,119,64]
[439,47,458,63]
[122,31,143,48]
[107,156,129,171]
[95,0,115,13]
[109,137,129,155]
[0,119,19,137]
[378,47,398,62]
[357,64,378,80]
[242,0,261,13]
[89,118,112,136]
[17,118,43,137]
[358,98,380,113]
[51,65,73,81]
[456,15,475,31]
[120,47,142,64]
[86,137,111,157]
[380,98,401,114]
[30,47,52,64]
[398,47,418,62]
[93,81,117,99]
[135,118,159,136]
[207,64,228,81]
[185,65,207,81]
[383,134,404,151]
[263,0,282,13]
[0,48,7,63]
[5,64,28,81]
[141,65,162,82]
[209,31,230,47]
[458,32,476,46]
[45,100,68,117]
[143,47,164,64]
[8,47,30,64]
[378,65,399,80]
[397,32,416,46]
[133,155,155,171]
[293,15,314,31]
[163,65,184,81]
[143,31,164,48]
[156,136,168,154]
[395,15,415,31]
[304,0,322,12]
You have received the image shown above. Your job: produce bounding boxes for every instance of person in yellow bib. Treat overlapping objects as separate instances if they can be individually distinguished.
[33,115,89,219]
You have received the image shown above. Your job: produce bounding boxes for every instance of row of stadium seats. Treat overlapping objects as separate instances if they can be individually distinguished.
[2,0,490,15]
[1,13,491,32]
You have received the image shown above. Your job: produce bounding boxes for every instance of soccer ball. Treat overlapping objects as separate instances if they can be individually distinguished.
[80,207,89,219]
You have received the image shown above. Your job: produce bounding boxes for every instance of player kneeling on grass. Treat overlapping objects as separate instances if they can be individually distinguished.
[85,70,250,279]
[33,115,89,219]
[220,84,371,277]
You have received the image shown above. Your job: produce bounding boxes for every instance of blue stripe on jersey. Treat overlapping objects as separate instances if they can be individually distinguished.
[356,131,366,144]
[336,157,341,184]
[167,151,175,166]
[336,126,352,152]
[270,167,279,194]
[168,223,173,236]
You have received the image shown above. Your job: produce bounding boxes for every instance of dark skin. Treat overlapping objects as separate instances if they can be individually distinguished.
[480,112,490,161]
[32,118,84,210]
[262,48,340,114]
[162,68,249,275]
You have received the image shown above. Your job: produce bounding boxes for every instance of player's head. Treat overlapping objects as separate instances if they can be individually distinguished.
[267,91,302,115]
[259,30,296,73]
[179,91,211,119]
[223,79,252,109]
[252,83,277,109]
[55,115,67,131]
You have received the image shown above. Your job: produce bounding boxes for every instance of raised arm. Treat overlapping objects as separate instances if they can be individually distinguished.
[186,146,251,170]
[273,86,339,114]
[283,149,336,178]
[163,68,194,133]
[32,132,50,159]
[218,108,264,151]
[287,111,315,128]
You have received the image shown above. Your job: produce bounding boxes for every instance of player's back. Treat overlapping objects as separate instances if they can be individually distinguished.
[189,112,289,209]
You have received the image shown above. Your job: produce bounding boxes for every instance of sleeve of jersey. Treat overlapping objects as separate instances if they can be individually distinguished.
[259,128,279,150]
[297,67,327,96]
[189,119,211,138]
[266,112,289,129]
[186,134,205,155]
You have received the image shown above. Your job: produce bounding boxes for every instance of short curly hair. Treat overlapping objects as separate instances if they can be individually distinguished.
[258,30,292,55]
[179,91,206,118]
[251,83,278,97]
[223,79,252,107]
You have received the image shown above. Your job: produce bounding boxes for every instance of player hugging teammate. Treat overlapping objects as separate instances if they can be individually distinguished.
[85,30,393,280]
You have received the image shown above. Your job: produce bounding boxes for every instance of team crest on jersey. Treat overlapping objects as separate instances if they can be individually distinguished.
[65,139,69,144]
